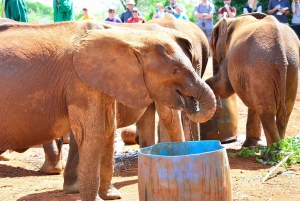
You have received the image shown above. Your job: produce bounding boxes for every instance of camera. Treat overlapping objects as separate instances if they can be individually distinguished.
[202,22,205,27]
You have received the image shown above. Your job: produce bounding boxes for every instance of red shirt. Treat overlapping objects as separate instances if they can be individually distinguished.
[127,16,145,23]
[218,6,236,16]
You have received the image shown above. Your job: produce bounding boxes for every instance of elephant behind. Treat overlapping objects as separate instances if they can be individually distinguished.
[206,15,300,146]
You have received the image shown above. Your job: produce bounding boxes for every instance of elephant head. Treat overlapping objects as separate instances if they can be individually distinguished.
[73,28,216,123]
[147,14,210,78]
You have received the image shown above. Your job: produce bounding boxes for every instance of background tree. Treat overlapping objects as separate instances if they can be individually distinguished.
[26,1,53,23]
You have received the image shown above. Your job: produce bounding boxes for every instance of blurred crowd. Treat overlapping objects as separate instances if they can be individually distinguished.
[1,0,299,41]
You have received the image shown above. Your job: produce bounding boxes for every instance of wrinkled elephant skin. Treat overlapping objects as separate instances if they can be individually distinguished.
[206,15,300,146]
[0,20,215,201]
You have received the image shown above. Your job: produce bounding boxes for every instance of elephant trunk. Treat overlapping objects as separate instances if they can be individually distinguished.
[185,79,216,123]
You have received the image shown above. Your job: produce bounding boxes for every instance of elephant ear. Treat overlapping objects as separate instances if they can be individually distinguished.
[240,13,267,20]
[174,36,193,64]
[210,18,228,64]
[73,30,152,109]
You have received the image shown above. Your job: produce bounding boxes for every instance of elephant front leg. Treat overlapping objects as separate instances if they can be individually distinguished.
[243,109,262,147]
[40,137,65,174]
[69,93,112,201]
[136,102,156,148]
[156,103,184,142]
[99,100,122,200]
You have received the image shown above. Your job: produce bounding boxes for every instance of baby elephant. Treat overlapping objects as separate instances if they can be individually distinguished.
[206,15,300,147]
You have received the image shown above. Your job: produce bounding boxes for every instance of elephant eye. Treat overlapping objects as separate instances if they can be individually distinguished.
[172,66,180,75]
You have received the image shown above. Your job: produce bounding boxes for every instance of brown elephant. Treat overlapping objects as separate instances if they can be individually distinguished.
[206,15,300,147]
[103,14,210,147]
[1,15,210,174]
[0,20,216,201]
[33,15,211,177]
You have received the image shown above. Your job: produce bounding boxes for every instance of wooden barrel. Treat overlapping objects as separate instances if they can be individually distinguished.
[138,141,232,201]
[200,94,238,143]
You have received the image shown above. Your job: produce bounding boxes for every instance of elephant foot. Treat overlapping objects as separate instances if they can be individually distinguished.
[63,181,79,194]
[242,137,261,147]
[40,160,66,174]
[0,150,10,161]
[99,184,122,200]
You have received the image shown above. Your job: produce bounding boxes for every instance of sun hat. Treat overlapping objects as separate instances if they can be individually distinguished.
[125,0,135,5]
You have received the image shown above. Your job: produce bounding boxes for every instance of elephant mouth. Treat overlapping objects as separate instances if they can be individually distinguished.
[178,92,200,114]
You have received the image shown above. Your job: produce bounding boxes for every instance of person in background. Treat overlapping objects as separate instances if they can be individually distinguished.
[291,0,300,24]
[174,5,189,20]
[243,0,262,13]
[165,5,174,14]
[267,0,290,24]
[53,0,74,22]
[218,0,236,19]
[1,0,28,22]
[120,0,141,23]
[79,7,94,20]
[152,3,165,19]
[127,7,145,23]
[194,0,215,42]
[167,0,186,13]
[105,8,122,23]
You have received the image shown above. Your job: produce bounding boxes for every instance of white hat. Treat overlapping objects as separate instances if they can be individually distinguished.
[125,0,135,5]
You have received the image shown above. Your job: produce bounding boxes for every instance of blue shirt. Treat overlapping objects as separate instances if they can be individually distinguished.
[291,2,300,24]
[120,9,141,23]
[105,17,122,23]
[194,3,215,30]
[174,13,189,20]
[268,0,290,23]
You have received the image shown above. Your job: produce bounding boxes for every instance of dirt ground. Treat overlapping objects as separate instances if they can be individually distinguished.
[1,57,300,201]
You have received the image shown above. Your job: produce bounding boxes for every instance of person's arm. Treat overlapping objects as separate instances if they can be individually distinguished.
[257,5,262,13]
[292,2,296,13]
[218,8,223,19]
[279,1,290,15]
[281,9,290,15]
[230,7,236,17]
[58,0,73,12]
[225,5,235,18]
[267,3,278,15]
[194,10,205,19]
[204,5,214,20]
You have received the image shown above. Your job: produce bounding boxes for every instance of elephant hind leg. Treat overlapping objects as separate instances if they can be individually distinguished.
[258,111,280,146]
[40,137,65,174]
[276,98,295,140]
[243,108,262,147]
[63,131,79,194]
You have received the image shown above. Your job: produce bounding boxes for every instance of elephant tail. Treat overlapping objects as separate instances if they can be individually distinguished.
[279,63,287,127]
[275,40,288,127]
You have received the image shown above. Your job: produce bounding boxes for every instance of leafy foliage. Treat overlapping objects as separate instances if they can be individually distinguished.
[26,1,53,23]
[228,136,300,166]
